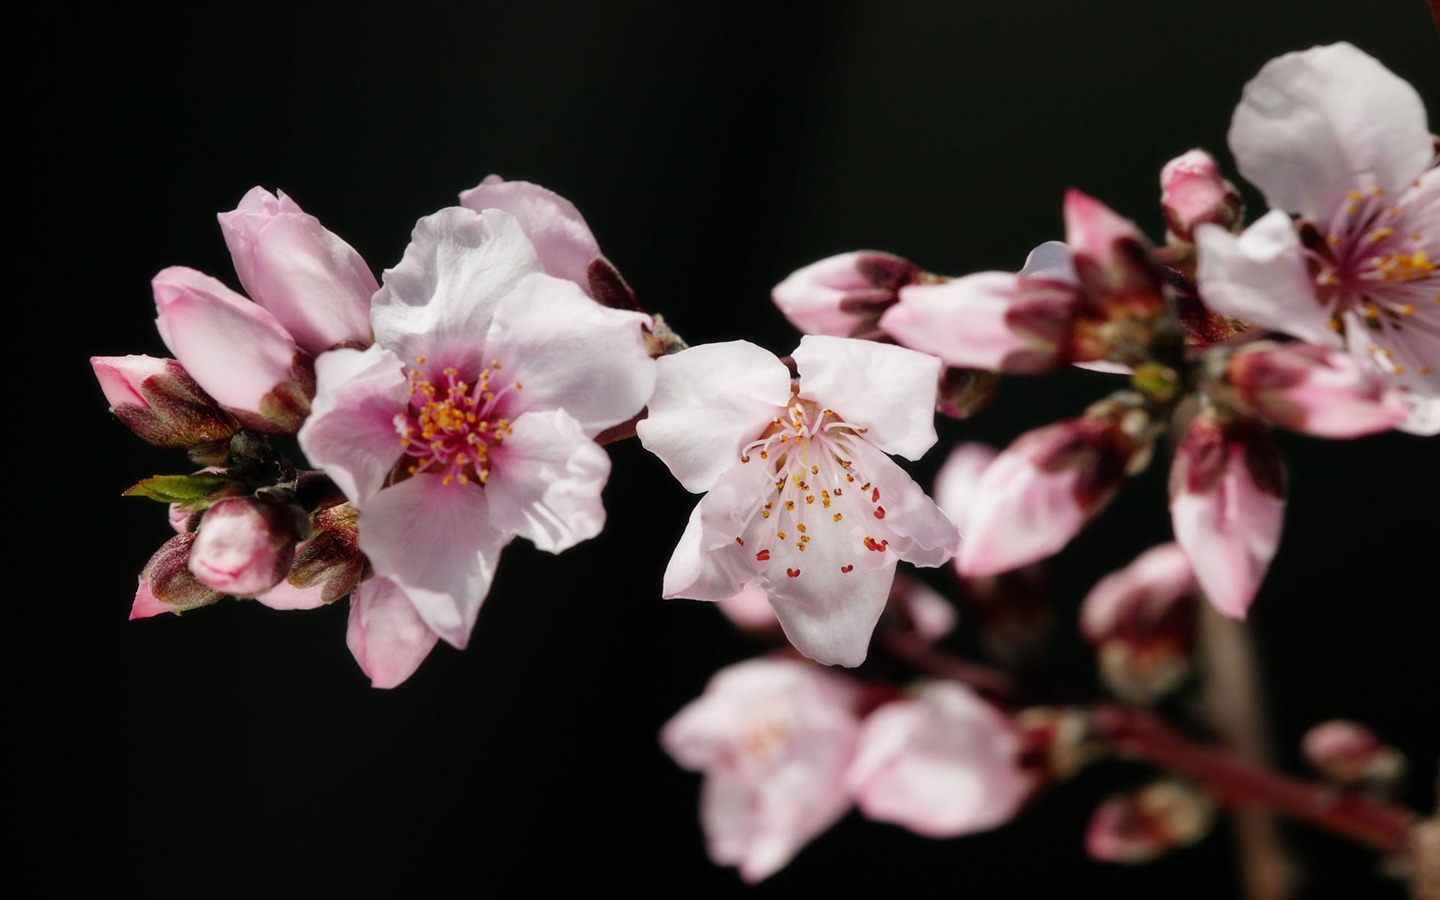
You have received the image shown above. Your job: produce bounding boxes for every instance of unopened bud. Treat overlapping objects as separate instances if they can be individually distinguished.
[1219,342,1408,438]
[1160,149,1244,245]
[285,501,367,603]
[91,355,240,449]
[773,251,923,338]
[1302,720,1407,792]
[1014,706,1098,782]
[1081,543,1199,705]
[1085,780,1217,863]
[188,496,303,597]
[937,367,1001,418]
[132,533,223,618]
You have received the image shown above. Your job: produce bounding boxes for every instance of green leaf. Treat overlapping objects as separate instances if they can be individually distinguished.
[123,473,245,507]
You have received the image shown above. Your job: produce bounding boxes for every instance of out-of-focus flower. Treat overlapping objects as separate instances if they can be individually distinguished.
[719,574,957,647]
[660,657,866,883]
[299,207,654,678]
[187,495,304,598]
[1080,543,1199,704]
[1169,410,1285,619]
[1301,720,1408,792]
[845,681,1033,837]
[90,355,239,450]
[955,395,1151,577]
[150,188,378,435]
[637,335,958,667]
[773,251,924,339]
[1086,780,1217,863]
[1194,42,1440,434]
[1160,149,1244,245]
[1215,341,1409,437]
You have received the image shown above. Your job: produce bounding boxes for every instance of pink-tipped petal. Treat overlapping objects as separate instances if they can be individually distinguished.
[458,174,602,292]
[346,577,440,689]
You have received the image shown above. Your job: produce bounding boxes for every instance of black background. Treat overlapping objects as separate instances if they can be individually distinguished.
[19,2,1439,897]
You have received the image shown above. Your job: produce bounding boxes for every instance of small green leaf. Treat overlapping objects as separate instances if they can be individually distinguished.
[123,473,245,507]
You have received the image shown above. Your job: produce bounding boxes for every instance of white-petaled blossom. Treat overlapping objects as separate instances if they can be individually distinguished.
[637,335,958,667]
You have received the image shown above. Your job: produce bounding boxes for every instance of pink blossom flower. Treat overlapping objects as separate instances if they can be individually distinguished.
[1169,412,1285,619]
[954,404,1141,577]
[845,680,1032,837]
[151,187,378,435]
[1194,43,1440,434]
[637,335,958,667]
[1160,149,1244,244]
[773,251,923,338]
[1085,780,1216,863]
[298,207,654,672]
[659,657,865,883]
[1218,341,1409,437]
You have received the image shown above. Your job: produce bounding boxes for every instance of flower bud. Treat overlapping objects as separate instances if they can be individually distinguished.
[1301,720,1407,791]
[937,367,1002,418]
[217,187,376,356]
[131,533,223,619]
[1080,543,1199,705]
[188,496,303,597]
[91,355,239,449]
[1085,780,1217,863]
[774,251,923,338]
[1160,149,1244,244]
[1219,341,1408,437]
[1014,706,1098,782]
[846,681,1033,837]
[283,501,367,604]
[955,396,1150,576]
[1169,411,1285,619]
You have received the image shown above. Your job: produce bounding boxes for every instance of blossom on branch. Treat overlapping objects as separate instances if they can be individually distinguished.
[1194,42,1440,434]
[638,335,958,667]
[298,207,654,682]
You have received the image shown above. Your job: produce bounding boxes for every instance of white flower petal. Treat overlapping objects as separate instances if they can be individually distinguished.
[346,577,440,689]
[792,334,941,460]
[485,409,611,554]
[298,346,408,505]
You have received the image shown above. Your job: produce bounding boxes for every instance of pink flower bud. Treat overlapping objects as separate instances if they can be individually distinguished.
[1301,720,1407,789]
[282,502,367,604]
[936,367,1001,419]
[188,496,302,597]
[1080,543,1199,704]
[846,681,1033,838]
[774,251,922,338]
[1062,190,1170,364]
[1222,342,1408,437]
[152,266,315,434]
[1160,149,1244,244]
[956,405,1143,577]
[217,187,377,356]
[132,533,224,619]
[1169,412,1285,619]
[91,355,239,449]
[716,581,782,634]
[1085,780,1216,863]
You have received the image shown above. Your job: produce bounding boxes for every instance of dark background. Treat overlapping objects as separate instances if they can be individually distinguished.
[18,2,1438,897]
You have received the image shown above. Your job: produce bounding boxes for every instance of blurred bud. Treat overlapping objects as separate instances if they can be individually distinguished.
[955,393,1153,577]
[1080,543,1199,705]
[717,581,782,635]
[1063,190,1175,367]
[1014,706,1098,781]
[1160,149,1244,245]
[937,367,1001,419]
[1169,411,1285,619]
[91,355,240,450]
[1086,780,1217,863]
[281,501,367,603]
[773,251,923,338]
[1217,341,1408,438]
[188,496,304,597]
[1302,720,1407,793]
[878,575,959,645]
[847,681,1034,837]
[131,533,223,619]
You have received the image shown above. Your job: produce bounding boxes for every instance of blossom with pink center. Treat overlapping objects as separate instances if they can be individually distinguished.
[845,680,1032,837]
[1169,411,1285,619]
[1194,43,1440,434]
[659,657,865,883]
[298,207,654,673]
[637,335,958,668]
[150,187,378,435]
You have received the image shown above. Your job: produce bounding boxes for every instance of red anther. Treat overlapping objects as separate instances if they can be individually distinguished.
[787,568,801,578]
[874,506,886,519]
[755,549,771,561]
[840,565,854,573]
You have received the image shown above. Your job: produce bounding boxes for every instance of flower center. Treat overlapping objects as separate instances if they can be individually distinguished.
[1305,186,1436,376]
[394,357,520,486]
[735,394,889,579]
